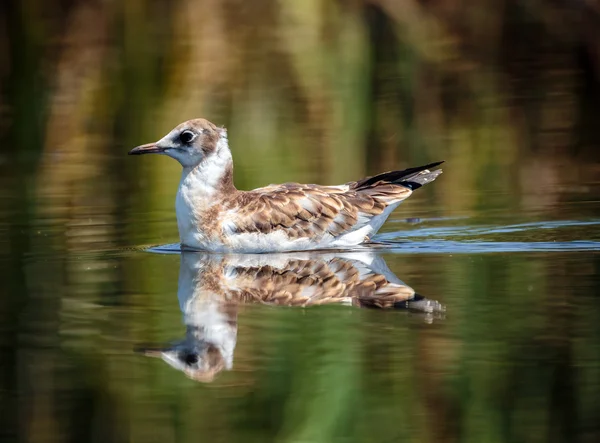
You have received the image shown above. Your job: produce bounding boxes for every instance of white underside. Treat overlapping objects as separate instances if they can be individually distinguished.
[180,202,402,253]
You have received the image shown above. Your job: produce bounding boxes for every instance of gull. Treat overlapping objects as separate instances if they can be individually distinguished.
[137,252,445,382]
[129,118,443,252]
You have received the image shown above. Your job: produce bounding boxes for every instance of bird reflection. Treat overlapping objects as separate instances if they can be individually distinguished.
[139,252,444,382]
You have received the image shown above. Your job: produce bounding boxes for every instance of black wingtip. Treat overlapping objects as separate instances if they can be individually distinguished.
[401,167,444,190]
[420,160,444,170]
[353,161,444,190]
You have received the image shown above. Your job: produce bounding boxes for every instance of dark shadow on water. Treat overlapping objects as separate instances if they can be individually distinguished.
[136,251,444,382]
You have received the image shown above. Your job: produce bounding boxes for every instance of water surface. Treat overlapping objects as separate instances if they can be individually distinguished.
[2,195,599,443]
[2,1,600,440]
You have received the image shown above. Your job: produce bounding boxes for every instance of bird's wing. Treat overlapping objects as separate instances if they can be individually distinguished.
[222,183,411,239]
[220,257,415,307]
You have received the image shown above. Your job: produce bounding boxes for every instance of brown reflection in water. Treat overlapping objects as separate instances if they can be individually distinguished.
[138,251,444,382]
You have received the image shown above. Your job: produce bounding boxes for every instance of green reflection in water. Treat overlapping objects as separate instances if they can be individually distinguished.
[1,0,600,442]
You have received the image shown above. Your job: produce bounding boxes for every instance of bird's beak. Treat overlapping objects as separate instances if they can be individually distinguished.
[128,142,166,155]
[134,346,166,358]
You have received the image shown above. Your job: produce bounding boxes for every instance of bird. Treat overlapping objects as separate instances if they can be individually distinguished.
[129,118,443,252]
[137,251,445,382]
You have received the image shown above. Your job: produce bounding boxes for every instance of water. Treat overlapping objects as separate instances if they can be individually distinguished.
[2,191,599,442]
[3,1,600,441]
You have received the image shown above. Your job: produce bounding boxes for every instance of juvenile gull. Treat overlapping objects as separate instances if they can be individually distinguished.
[129,118,443,252]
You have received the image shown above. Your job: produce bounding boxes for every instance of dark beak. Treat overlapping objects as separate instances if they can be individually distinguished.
[128,142,165,155]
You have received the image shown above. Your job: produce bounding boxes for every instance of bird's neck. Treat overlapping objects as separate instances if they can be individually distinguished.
[179,139,236,202]
[183,299,238,370]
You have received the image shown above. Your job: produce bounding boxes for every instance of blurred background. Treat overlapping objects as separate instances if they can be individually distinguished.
[1,1,600,442]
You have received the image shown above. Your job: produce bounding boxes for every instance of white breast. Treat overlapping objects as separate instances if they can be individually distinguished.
[175,186,199,247]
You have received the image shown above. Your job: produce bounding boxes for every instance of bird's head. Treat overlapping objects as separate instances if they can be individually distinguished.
[139,340,227,383]
[129,118,227,168]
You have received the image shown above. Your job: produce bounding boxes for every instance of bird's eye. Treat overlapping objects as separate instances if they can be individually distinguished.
[179,130,196,144]
[184,353,198,365]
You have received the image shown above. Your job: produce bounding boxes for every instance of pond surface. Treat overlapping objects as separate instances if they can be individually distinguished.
[1,178,599,443]
[2,2,600,440]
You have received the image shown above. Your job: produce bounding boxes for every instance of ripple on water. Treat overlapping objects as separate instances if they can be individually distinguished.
[144,219,600,255]
[375,218,600,253]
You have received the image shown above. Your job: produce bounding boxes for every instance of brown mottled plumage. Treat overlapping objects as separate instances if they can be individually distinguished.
[222,184,387,237]
[202,255,415,308]
[129,118,443,252]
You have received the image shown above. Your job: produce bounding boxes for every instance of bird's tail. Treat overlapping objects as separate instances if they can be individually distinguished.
[353,161,444,191]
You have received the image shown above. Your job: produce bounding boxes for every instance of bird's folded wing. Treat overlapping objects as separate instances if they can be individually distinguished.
[222,183,410,239]
[222,257,414,307]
